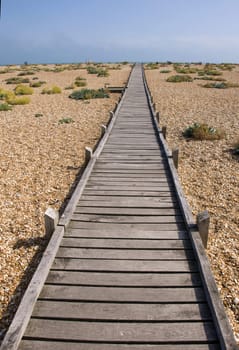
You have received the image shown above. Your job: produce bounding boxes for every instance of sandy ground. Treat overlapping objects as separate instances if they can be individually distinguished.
[145,64,239,340]
[0,63,131,339]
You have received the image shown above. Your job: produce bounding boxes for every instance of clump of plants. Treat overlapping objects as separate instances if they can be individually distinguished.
[35,113,43,118]
[7,96,30,105]
[42,86,62,94]
[5,77,30,84]
[30,81,46,88]
[174,65,197,74]
[202,82,239,89]
[97,69,109,77]
[194,76,226,82]
[166,75,193,82]
[69,88,109,100]
[74,76,87,87]
[0,103,12,111]
[160,70,171,73]
[17,70,35,76]
[145,63,159,70]
[58,117,74,124]
[183,123,225,140]
[14,84,33,95]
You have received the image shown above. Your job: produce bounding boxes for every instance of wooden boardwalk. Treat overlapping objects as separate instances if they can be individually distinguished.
[1,65,237,350]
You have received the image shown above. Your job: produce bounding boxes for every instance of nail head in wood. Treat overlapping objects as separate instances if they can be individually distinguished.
[197,210,210,249]
[162,126,167,139]
[85,146,92,165]
[172,148,179,169]
[44,207,59,236]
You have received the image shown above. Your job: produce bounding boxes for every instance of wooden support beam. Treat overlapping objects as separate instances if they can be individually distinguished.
[114,102,118,112]
[197,211,210,249]
[101,124,106,137]
[156,112,160,123]
[153,103,156,111]
[172,148,179,169]
[85,147,92,166]
[162,126,167,139]
[44,208,59,236]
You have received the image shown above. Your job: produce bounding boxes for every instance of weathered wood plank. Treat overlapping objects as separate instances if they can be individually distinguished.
[33,300,211,321]
[19,340,221,350]
[77,199,178,208]
[60,238,191,249]
[71,214,184,224]
[74,207,180,216]
[24,319,218,342]
[52,258,197,272]
[46,271,202,286]
[82,190,176,197]
[69,221,186,230]
[56,247,194,260]
[65,229,188,239]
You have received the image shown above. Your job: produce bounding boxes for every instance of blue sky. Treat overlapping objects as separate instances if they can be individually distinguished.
[1,0,239,64]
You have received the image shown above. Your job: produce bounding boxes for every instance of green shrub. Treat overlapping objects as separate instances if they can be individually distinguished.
[69,88,109,100]
[202,82,239,89]
[7,96,30,105]
[18,71,35,76]
[0,103,12,111]
[35,113,43,118]
[174,66,197,74]
[59,117,74,124]
[166,75,193,82]
[97,69,109,77]
[87,66,99,74]
[42,86,62,94]
[160,70,171,73]
[30,81,46,88]
[194,76,226,82]
[5,77,30,84]
[183,123,225,140]
[145,63,159,70]
[0,89,15,100]
[14,84,33,95]
[74,77,87,87]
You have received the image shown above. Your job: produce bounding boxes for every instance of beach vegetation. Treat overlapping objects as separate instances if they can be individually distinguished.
[69,88,109,100]
[166,75,193,82]
[183,123,225,140]
[14,84,33,95]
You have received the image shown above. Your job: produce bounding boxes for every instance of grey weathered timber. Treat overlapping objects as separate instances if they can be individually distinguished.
[197,210,210,248]
[2,64,237,350]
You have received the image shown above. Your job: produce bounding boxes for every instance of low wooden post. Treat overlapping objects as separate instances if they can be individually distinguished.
[85,146,92,165]
[197,211,210,249]
[101,124,106,137]
[162,126,167,139]
[44,208,59,236]
[156,112,160,123]
[153,103,156,111]
[172,148,179,169]
[110,111,114,120]
[114,102,118,112]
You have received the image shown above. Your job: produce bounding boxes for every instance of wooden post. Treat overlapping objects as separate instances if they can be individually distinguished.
[110,111,114,119]
[44,208,59,236]
[114,102,118,112]
[153,103,156,111]
[197,211,210,249]
[101,124,106,137]
[156,112,160,123]
[85,146,92,165]
[162,126,167,139]
[172,148,179,169]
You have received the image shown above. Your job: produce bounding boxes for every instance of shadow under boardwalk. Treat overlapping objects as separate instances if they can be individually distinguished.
[16,66,226,349]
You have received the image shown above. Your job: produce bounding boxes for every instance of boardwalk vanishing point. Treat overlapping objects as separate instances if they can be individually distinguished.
[1,65,238,350]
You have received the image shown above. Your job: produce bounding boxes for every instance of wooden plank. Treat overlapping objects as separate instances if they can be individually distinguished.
[74,207,180,216]
[71,214,184,224]
[77,199,178,208]
[89,175,170,180]
[65,229,188,240]
[19,340,221,350]
[33,300,211,321]
[24,319,218,342]
[60,238,191,249]
[79,195,177,203]
[86,182,173,189]
[82,190,175,197]
[40,286,205,302]
[46,271,202,287]
[56,247,194,260]
[52,258,197,272]
[69,221,186,230]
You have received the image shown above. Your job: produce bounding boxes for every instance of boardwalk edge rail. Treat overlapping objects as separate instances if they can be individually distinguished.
[142,65,238,350]
[0,66,134,350]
